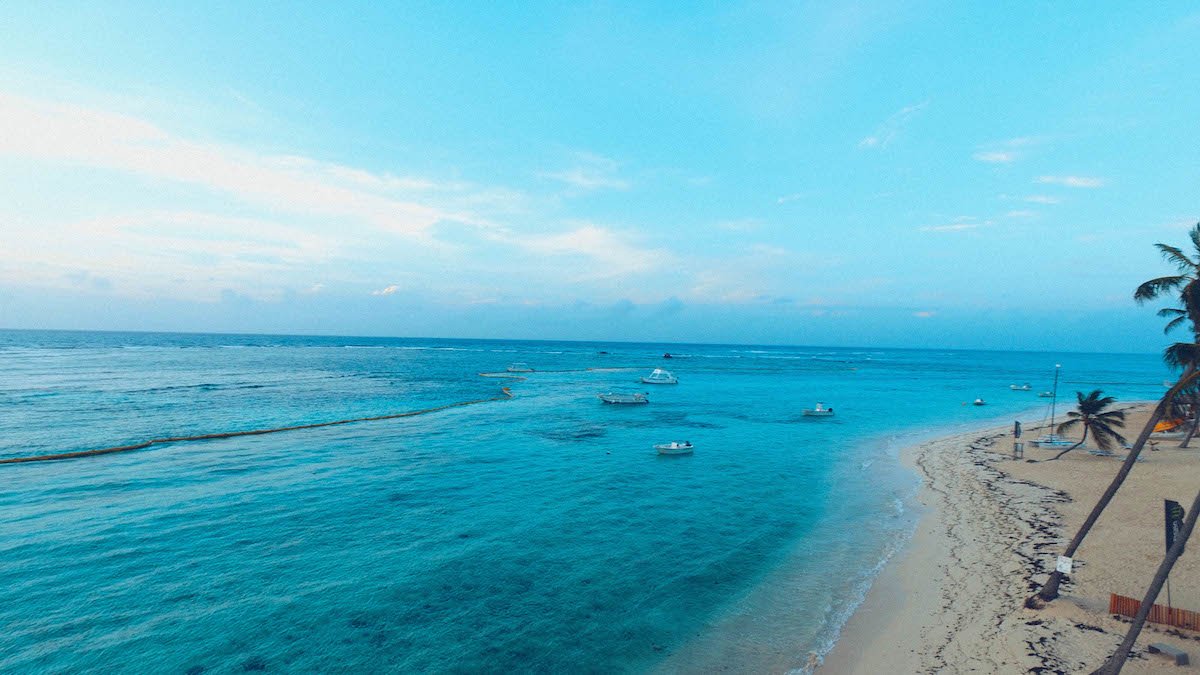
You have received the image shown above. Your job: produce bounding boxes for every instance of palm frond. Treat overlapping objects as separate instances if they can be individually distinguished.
[1164,342,1200,370]
[1158,307,1188,318]
[1164,315,1189,334]
[1189,223,1200,257]
[1155,243,1197,273]
[1056,418,1081,434]
[1135,276,1186,303]
[1090,425,1127,450]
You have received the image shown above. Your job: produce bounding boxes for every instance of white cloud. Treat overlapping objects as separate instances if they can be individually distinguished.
[510,224,664,277]
[0,209,344,300]
[746,243,789,257]
[919,223,977,232]
[371,284,400,296]
[715,218,761,232]
[0,93,459,237]
[972,136,1039,163]
[1005,210,1036,218]
[1023,195,1061,204]
[973,151,1015,163]
[858,100,929,150]
[1036,175,1105,188]
[541,153,630,192]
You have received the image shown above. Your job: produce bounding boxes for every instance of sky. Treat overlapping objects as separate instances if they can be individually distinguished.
[1,2,1198,352]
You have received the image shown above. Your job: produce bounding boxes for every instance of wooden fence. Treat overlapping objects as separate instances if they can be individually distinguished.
[1110,593,1200,632]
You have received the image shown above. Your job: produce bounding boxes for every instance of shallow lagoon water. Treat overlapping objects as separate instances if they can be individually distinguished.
[0,331,1165,672]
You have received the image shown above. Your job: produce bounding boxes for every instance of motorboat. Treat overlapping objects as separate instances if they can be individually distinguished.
[802,402,835,417]
[1037,391,1054,398]
[655,441,694,455]
[973,398,986,406]
[662,353,673,359]
[507,363,533,373]
[641,368,678,385]
[599,392,648,404]
[1010,383,1032,391]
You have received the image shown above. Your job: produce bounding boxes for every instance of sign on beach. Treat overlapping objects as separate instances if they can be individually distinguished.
[1165,499,1186,552]
[1056,555,1073,574]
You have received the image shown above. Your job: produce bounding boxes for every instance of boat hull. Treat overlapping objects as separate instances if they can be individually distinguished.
[1031,435,1075,448]
[655,444,693,455]
[599,393,648,404]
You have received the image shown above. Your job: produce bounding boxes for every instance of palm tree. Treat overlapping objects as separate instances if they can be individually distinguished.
[1045,390,1126,460]
[1027,375,1198,606]
[1029,223,1200,605]
[1134,223,1200,335]
[1136,223,1200,449]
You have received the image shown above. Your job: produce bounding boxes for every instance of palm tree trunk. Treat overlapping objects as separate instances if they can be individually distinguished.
[1050,426,1089,461]
[1091,488,1200,674]
[1028,364,1199,606]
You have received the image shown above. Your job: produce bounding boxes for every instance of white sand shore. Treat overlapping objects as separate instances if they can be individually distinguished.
[822,404,1199,674]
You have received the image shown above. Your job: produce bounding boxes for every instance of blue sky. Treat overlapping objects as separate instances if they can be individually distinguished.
[1,2,1198,351]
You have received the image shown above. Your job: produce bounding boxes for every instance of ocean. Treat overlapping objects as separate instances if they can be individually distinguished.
[0,330,1168,673]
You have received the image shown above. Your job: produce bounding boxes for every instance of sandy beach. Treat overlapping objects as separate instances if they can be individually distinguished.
[822,404,1199,673]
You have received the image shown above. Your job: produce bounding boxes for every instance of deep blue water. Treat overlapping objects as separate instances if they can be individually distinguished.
[0,331,1168,672]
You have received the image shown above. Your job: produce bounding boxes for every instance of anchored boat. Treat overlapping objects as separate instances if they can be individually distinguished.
[599,392,648,405]
[802,402,835,417]
[641,368,678,385]
[655,441,693,455]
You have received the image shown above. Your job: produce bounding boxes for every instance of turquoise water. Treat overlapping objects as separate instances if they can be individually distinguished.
[0,331,1167,672]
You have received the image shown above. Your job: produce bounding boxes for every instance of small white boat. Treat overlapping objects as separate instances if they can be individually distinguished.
[1010,383,1032,391]
[802,402,835,417]
[973,398,986,406]
[599,392,648,405]
[507,363,533,373]
[655,441,694,455]
[641,368,678,385]
[1037,391,1054,398]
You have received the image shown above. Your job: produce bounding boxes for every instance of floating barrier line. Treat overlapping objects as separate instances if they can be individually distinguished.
[1,387,513,466]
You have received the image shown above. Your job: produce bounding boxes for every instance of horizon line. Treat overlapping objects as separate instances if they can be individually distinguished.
[0,326,1165,358]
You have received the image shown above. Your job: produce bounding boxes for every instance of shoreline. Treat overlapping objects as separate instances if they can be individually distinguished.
[821,403,1199,673]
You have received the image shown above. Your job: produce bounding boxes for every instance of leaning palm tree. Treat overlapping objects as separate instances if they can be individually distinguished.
[1046,390,1126,460]
[1029,222,1200,605]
